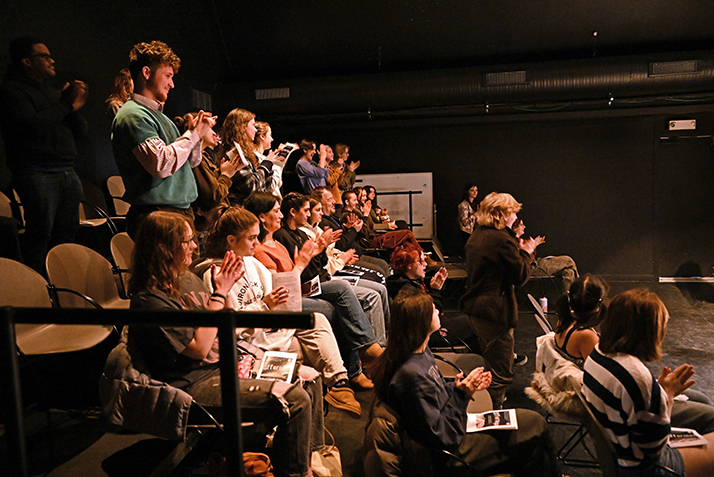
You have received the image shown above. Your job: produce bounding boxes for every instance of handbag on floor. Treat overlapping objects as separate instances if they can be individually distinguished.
[311,427,343,477]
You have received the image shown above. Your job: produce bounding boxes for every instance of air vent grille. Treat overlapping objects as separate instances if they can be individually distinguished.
[485,71,527,86]
[649,60,699,76]
[255,87,291,100]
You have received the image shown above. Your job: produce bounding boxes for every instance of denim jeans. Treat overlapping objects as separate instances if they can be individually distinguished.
[12,169,82,274]
[187,368,314,477]
[315,280,382,378]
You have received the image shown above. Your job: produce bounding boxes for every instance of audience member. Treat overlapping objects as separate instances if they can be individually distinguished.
[0,36,88,274]
[370,289,559,476]
[313,186,391,277]
[197,205,362,418]
[301,195,386,285]
[295,140,328,193]
[105,67,133,118]
[112,41,214,238]
[460,192,542,408]
[244,191,383,390]
[253,121,291,198]
[125,211,313,477]
[513,218,578,293]
[173,112,240,232]
[275,192,388,345]
[364,185,395,231]
[325,145,343,204]
[552,276,714,434]
[458,182,479,249]
[387,248,448,312]
[583,289,714,477]
[218,108,274,206]
[342,189,423,263]
[335,143,358,193]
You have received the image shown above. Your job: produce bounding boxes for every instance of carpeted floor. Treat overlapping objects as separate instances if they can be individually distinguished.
[3,278,714,476]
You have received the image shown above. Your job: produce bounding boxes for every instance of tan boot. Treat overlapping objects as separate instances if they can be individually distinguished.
[350,373,374,390]
[325,386,362,418]
[359,343,383,378]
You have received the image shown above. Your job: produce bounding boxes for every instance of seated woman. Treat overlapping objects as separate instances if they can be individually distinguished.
[218,108,275,206]
[301,195,387,286]
[553,274,608,366]
[371,289,559,476]
[174,113,241,232]
[531,275,714,428]
[386,248,448,312]
[196,205,361,418]
[126,211,313,477]
[244,191,383,390]
[583,289,714,477]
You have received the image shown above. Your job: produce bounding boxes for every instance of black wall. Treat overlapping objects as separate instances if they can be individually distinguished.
[1,2,712,282]
[268,110,714,281]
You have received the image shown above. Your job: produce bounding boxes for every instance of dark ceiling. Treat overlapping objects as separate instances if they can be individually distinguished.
[210,0,714,82]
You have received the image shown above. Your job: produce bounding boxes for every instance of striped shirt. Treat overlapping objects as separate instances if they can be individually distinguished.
[582,345,670,468]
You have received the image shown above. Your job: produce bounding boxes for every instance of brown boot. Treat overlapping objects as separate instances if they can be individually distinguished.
[350,372,374,390]
[359,343,383,378]
[325,382,362,418]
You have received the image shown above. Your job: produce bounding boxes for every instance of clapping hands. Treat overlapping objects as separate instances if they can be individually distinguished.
[455,367,492,397]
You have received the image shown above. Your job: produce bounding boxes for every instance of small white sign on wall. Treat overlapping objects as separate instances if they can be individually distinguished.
[355,172,433,239]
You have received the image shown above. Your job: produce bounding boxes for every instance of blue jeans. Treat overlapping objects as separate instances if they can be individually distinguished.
[315,280,381,378]
[12,169,82,274]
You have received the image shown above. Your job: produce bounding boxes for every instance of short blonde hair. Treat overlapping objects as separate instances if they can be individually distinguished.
[476,192,522,229]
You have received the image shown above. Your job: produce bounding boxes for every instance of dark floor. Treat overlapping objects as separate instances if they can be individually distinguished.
[3,278,714,477]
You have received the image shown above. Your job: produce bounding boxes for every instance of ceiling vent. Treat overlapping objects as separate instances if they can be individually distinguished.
[649,60,699,77]
[485,70,527,86]
[255,87,291,100]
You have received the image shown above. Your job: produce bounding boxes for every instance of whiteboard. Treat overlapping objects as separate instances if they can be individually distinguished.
[355,172,433,239]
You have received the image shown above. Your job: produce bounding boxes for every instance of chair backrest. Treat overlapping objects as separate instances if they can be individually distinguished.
[528,293,553,334]
[569,375,621,476]
[111,232,134,272]
[434,352,493,413]
[106,176,130,216]
[0,258,112,354]
[106,175,126,197]
[0,190,13,218]
[12,189,25,226]
[46,243,129,309]
[111,232,134,296]
[0,257,52,308]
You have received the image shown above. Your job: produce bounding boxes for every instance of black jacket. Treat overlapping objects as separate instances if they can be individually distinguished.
[0,69,85,172]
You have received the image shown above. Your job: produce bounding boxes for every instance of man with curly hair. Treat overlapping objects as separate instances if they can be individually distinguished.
[111,41,215,237]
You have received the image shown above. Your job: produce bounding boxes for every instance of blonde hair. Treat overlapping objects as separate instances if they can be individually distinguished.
[476,192,522,229]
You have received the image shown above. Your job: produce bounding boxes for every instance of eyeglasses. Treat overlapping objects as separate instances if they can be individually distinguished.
[182,234,196,244]
[31,53,53,61]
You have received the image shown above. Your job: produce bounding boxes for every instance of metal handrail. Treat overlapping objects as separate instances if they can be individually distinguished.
[0,307,315,477]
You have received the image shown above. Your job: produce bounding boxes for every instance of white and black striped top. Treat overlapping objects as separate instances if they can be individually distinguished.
[582,345,670,468]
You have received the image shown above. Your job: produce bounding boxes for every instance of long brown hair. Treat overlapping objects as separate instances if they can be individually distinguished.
[128,211,189,297]
[371,289,435,401]
[219,108,257,167]
[105,68,133,108]
[204,206,259,258]
[599,289,669,362]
